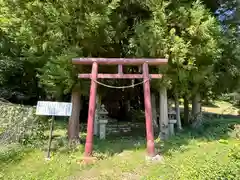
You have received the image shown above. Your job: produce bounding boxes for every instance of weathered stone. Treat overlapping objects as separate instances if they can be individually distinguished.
[145,154,164,163]
[168,110,177,136]
[99,121,108,139]
[98,104,109,139]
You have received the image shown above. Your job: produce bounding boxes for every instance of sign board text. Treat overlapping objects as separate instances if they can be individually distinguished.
[36,101,72,116]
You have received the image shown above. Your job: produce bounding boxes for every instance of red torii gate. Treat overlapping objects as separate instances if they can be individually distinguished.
[72,58,168,158]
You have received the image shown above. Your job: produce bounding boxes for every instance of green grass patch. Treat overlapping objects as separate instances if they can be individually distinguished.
[1,118,239,180]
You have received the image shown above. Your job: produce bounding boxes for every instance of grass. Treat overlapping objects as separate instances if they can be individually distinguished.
[178,100,239,115]
[202,101,239,115]
[0,117,239,180]
[0,101,239,180]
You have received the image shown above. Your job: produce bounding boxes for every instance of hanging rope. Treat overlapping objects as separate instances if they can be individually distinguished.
[90,78,150,89]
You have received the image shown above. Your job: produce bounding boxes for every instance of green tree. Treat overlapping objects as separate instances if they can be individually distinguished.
[0,0,122,144]
[129,0,222,126]
[212,0,240,103]
[0,29,40,104]
[0,0,152,144]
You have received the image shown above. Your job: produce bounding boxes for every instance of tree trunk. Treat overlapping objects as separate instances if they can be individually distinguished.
[151,92,158,129]
[191,92,203,128]
[183,96,189,125]
[156,93,160,127]
[192,92,201,116]
[94,94,101,136]
[124,100,131,112]
[122,99,131,120]
[126,100,131,112]
[175,94,182,130]
[68,87,81,146]
[159,87,169,140]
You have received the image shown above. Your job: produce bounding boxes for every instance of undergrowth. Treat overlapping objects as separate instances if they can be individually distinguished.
[0,102,47,146]
[0,116,239,180]
[147,118,240,180]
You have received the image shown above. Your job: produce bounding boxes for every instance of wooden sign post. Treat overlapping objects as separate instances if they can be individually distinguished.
[36,101,72,160]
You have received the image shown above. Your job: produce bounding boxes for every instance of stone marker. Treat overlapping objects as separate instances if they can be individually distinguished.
[98,104,108,139]
[168,109,177,136]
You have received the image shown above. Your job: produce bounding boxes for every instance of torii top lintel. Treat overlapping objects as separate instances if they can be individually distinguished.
[72,58,168,65]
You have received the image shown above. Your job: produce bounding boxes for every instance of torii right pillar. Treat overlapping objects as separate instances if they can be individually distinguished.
[142,63,155,157]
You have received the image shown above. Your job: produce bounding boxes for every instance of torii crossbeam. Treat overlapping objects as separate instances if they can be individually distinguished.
[72,58,168,158]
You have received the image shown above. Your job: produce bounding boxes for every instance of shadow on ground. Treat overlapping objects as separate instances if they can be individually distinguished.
[22,112,240,159]
[84,117,240,157]
[92,126,147,156]
[157,117,239,155]
[1,116,239,168]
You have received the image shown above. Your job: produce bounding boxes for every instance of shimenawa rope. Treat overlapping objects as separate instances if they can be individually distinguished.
[90,78,150,89]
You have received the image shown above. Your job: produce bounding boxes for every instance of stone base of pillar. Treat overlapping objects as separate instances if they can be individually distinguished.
[145,154,164,162]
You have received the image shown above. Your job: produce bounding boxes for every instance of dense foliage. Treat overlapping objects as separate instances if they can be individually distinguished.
[1,0,240,139]
[0,102,46,146]
[129,0,222,98]
[0,0,239,107]
[0,1,239,179]
[0,0,238,101]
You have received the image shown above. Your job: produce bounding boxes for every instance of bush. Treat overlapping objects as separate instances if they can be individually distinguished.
[148,140,240,180]
[0,102,47,146]
[0,143,31,165]
[192,118,240,140]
